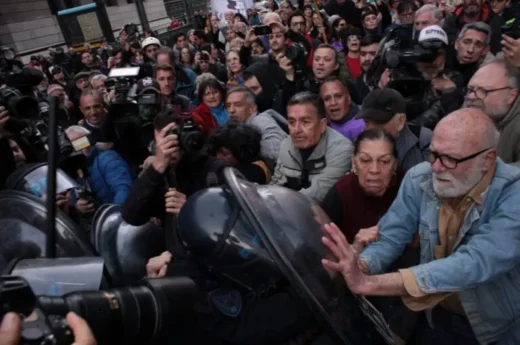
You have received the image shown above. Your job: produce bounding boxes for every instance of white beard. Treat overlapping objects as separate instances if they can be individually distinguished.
[433,165,484,198]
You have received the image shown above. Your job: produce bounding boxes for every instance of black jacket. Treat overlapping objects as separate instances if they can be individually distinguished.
[121,154,228,227]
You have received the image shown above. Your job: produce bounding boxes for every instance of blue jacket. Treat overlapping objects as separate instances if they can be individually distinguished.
[360,159,520,345]
[86,147,133,204]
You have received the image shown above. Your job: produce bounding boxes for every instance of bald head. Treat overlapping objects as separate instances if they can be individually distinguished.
[435,108,500,150]
[431,108,498,198]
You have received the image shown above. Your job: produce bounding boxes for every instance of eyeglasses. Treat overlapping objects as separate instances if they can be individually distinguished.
[424,147,491,169]
[348,35,361,41]
[465,86,512,100]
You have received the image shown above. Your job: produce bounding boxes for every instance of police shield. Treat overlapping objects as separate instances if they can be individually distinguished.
[91,204,166,286]
[222,168,395,345]
[0,190,96,272]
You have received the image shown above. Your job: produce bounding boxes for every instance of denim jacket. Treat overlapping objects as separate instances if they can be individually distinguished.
[360,159,520,345]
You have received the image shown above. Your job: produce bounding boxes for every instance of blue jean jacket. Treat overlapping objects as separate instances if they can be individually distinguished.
[360,159,520,345]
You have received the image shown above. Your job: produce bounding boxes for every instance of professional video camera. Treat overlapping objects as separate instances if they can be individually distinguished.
[107,67,156,119]
[502,18,520,39]
[0,275,198,345]
[367,26,443,118]
[285,30,311,79]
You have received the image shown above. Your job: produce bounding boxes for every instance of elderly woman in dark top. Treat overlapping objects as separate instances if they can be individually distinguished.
[321,128,420,343]
[321,129,404,243]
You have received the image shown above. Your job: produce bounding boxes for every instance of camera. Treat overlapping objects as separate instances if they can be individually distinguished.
[169,117,205,154]
[0,275,198,345]
[502,19,520,40]
[284,30,310,79]
[107,67,150,119]
[367,26,442,119]
[0,87,39,120]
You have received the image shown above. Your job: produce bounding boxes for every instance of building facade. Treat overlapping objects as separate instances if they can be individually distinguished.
[0,0,200,62]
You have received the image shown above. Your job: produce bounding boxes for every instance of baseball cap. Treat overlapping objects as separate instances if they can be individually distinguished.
[74,71,91,81]
[418,25,448,46]
[356,89,406,124]
[136,77,161,94]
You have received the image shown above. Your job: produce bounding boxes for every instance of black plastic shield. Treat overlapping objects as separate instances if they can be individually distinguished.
[223,168,394,345]
[91,204,166,286]
[0,191,96,273]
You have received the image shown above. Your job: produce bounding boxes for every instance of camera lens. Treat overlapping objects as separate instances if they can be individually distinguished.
[181,131,204,153]
[37,277,197,345]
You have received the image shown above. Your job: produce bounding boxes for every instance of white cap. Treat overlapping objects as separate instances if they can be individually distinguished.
[141,37,161,49]
[418,25,448,45]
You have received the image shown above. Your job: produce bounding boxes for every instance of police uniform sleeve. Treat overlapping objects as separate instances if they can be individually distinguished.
[198,287,316,345]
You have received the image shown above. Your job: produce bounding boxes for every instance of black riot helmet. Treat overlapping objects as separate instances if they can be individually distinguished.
[178,168,392,345]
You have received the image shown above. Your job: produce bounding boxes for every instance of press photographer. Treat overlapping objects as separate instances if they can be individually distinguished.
[101,68,164,170]
[0,312,96,345]
[373,25,464,129]
[121,108,228,252]
[1,65,72,160]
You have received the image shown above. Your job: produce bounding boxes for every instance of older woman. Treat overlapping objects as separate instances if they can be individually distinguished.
[192,79,228,136]
[321,129,404,243]
[226,50,245,88]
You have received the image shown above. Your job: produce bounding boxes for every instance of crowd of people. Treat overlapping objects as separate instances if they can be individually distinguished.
[0,0,520,343]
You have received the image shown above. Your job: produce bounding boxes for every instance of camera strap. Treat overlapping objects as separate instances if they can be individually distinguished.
[164,169,185,256]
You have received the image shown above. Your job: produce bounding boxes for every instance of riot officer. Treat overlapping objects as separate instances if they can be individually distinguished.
[146,169,389,345]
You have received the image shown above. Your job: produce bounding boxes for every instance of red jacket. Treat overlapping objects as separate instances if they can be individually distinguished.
[192,103,218,136]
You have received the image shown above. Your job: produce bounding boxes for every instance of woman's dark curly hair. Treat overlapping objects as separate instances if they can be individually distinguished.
[340,26,363,53]
[208,121,262,163]
[197,78,226,104]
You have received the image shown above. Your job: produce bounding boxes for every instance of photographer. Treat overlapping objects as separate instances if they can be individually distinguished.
[121,109,229,236]
[278,44,355,104]
[240,17,288,87]
[378,25,464,129]
[0,312,96,345]
[193,48,228,83]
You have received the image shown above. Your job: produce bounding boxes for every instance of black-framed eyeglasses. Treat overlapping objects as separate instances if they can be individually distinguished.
[465,86,512,100]
[424,147,491,169]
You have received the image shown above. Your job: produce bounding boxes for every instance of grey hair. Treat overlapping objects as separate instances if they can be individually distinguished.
[226,86,257,105]
[415,4,443,24]
[195,73,218,88]
[89,74,107,83]
[482,121,501,148]
[482,56,520,89]
[458,22,492,46]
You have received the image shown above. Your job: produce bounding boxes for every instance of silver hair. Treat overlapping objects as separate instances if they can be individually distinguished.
[195,73,218,88]
[89,74,107,83]
[458,22,492,46]
[226,85,257,106]
[415,4,443,24]
[483,124,501,148]
[482,56,520,89]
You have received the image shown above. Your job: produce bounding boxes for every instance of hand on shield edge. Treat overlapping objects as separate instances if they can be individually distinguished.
[321,223,371,295]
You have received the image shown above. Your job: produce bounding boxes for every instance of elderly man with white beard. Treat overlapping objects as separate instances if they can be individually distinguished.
[321,108,520,345]
[464,57,520,166]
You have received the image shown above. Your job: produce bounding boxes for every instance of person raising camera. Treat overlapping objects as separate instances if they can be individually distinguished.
[0,312,96,345]
[121,108,229,253]
[378,25,465,130]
